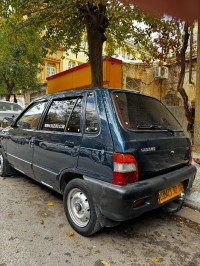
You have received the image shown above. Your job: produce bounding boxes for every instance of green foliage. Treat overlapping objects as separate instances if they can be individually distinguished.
[0,13,47,98]
[2,1,183,61]
[0,1,187,87]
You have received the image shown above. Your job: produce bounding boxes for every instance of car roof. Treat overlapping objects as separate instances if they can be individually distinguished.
[0,100,21,106]
[31,87,152,103]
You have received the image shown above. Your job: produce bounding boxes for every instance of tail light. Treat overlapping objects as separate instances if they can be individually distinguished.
[112,153,139,185]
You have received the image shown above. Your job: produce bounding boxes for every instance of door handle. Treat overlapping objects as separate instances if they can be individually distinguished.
[65,141,74,147]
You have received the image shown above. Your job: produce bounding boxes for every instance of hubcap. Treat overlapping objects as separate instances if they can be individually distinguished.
[67,188,90,227]
[0,154,3,175]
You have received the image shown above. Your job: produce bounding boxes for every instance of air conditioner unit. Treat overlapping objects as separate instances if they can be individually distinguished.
[155,66,169,79]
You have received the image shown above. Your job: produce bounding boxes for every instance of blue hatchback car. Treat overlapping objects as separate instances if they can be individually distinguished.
[0,88,196,236]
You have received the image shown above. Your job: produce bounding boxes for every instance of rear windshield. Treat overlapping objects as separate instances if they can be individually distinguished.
[0,102,23,112]
[113,92,182,131]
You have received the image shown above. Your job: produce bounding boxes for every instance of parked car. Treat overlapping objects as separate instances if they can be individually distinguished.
[0,88,196,236]
[0,101,23,129]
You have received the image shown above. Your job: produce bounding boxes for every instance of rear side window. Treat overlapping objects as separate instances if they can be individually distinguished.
[67,98,82,133]
[17,101,47,129]
[43,99,76,132]
[85,93,100,134]
[113,92,182,131]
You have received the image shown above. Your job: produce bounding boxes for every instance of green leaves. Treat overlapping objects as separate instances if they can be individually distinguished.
[0,1,188,89]
[0,12,47,97]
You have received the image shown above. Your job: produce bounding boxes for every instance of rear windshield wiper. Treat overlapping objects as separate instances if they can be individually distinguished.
[137,125,175,135]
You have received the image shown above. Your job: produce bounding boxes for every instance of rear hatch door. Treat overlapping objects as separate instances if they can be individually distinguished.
[112,91,190,179]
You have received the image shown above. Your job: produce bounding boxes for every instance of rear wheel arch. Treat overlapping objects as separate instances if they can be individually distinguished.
[59,171,84,193]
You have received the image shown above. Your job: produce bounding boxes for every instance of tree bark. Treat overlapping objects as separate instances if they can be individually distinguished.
[4,79,14,102]
[177,24,194,130]
[85,3,108,87]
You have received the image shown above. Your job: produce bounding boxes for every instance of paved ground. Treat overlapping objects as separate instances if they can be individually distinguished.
[1,174,200,266]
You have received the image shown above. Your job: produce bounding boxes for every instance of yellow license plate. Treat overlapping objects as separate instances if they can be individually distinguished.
[158,183,183,204]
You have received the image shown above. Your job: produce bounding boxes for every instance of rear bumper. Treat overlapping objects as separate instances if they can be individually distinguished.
[84,165,196,221]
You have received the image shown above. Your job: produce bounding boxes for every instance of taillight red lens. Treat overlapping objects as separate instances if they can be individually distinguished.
[112,153,139,185]
[113,153,136,163]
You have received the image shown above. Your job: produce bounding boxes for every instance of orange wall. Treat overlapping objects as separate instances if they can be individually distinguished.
[47,58,122,94]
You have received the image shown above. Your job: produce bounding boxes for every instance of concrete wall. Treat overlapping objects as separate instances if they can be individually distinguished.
[122,63,167,100]
[162,60,197,106]
[122,59,197,106]
[167,106,191,138]
[122,62,194,139]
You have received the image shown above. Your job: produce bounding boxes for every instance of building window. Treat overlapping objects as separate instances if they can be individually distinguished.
[68,61,76,69]
[47,63,56,77]
[68,61,72,69]
[126,77,140,91]
[84,42,88,49]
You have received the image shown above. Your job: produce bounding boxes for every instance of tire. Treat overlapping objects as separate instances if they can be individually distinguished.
[0,150,9,177]
[0,150,16,177]
[63,179,102,236]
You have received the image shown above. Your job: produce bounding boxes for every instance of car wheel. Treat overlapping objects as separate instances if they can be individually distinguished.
[63,179,102,236]
[0,151,9,177]
[0,150,16,177]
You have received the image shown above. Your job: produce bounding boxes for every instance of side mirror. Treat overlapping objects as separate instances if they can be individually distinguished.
[2,117,15,128]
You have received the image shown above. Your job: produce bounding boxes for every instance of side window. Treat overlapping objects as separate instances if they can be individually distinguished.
[85,93,100,134]
[43,99,76,132]
[17,102,47,129]
[67,98,82,133]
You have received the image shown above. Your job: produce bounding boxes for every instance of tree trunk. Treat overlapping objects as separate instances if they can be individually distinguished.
[4,76,14,101]
[6,94,11,101]
[6,85,14,102]
[85,3,108,87]
[87,23,104,87]
[5,88,13,102]
[177,24,194,130]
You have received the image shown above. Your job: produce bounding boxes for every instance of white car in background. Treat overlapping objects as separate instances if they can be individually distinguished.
[0,101,23,128]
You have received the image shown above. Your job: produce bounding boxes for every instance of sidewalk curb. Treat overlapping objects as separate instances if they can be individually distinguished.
[185,189,200,211]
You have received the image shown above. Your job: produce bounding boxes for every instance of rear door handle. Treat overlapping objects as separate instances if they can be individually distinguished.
[65,141,74,147]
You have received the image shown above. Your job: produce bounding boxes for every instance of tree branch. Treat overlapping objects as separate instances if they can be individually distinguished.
[177,23,194,128]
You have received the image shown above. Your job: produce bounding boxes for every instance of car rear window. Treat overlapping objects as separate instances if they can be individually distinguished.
[0,102,22,112]
[113,92,182,131]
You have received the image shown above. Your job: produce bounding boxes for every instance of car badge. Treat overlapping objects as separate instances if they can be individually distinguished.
[141,147,156,152]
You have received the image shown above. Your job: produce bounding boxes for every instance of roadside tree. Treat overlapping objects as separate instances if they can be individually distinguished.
[0,15,47,101]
